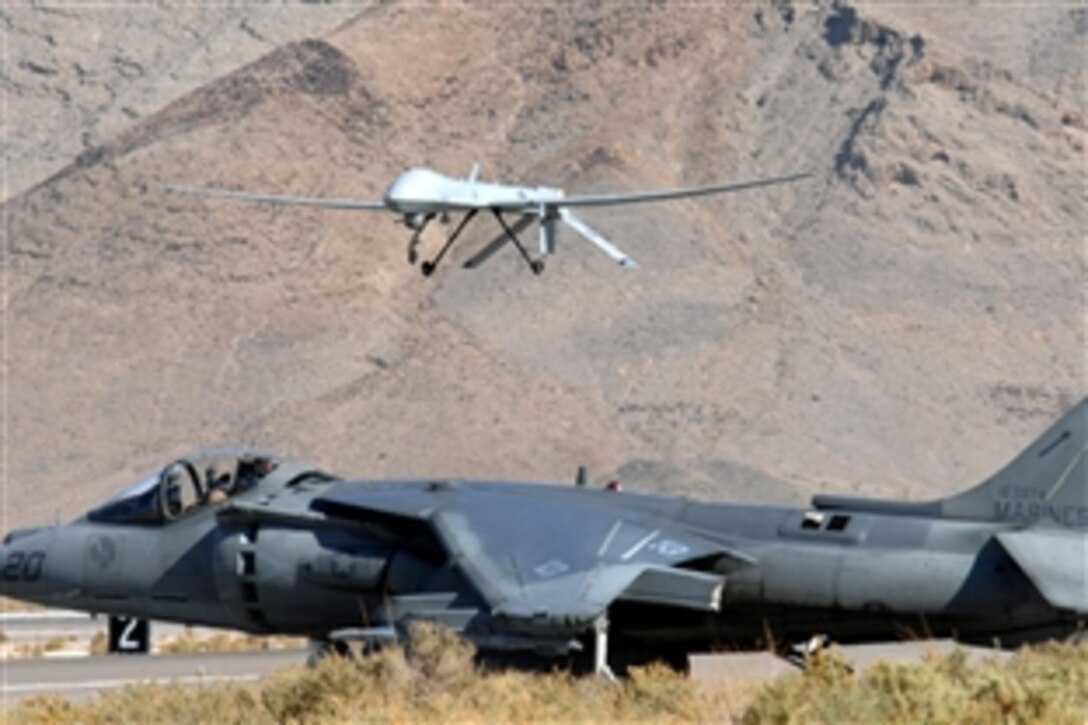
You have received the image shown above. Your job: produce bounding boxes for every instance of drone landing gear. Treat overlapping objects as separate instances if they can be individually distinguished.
[418,209,546,277]
[491,210,544,276]
[406,212,438,265]
[421,209,478,277]
[407,228,423,265]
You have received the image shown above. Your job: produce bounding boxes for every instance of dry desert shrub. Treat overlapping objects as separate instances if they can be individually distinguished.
[15,682,266,725]
[157,628,305,654]
[741,640,1088,724]
[9,634,1088,724]
[88,630,107,655]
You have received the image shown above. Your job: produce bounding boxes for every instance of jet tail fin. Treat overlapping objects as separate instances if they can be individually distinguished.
[940,397,1087,527]
[814,398,1088,528]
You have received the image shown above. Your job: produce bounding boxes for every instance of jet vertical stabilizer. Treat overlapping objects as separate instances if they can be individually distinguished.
[811,398,1088,616]
[812,397,1088,527]
[941,397,1087,527]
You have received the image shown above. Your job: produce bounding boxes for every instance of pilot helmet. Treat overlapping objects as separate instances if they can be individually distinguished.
[206,462,234,490]
[166,480,182,501]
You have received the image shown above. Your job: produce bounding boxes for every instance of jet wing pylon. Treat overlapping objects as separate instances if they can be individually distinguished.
[312,482,752,631]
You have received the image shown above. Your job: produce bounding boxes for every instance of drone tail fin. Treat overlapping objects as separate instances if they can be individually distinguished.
[557,208,637,268]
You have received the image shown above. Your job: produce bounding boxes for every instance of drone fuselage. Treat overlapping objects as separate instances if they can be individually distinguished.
[167,165,810,272]
[383,167,566,219]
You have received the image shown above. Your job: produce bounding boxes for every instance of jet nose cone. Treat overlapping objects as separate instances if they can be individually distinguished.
[3,525,48,546]
[0,526,58,605]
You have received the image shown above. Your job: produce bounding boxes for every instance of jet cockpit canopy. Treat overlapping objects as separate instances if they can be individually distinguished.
[87,447,284,525]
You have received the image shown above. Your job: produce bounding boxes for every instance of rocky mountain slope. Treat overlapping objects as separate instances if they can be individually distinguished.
[3,2,1084,527]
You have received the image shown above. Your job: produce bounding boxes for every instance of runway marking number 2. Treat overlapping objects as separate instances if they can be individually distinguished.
[119,619,140,650]
[108,616,150,654]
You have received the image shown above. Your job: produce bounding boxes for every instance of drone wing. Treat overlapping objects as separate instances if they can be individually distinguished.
[165,184,388,211]
[557,171,810,208]
[527,171,808,268]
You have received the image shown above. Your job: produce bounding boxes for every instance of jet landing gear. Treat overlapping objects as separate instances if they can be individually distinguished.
[592,615,618,682]
[783,634,848,671]
[307,626,398,667]
[306,638,352,667]
[580,615,688,679]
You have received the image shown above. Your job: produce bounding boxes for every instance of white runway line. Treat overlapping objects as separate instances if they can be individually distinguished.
[2,672,261,695]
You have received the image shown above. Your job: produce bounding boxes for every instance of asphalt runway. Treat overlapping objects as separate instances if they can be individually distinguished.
[0,610,99,642]
[1,649,307,704]
[1,611,308,705]
[0,614,1012,707]
[0,610,199,643]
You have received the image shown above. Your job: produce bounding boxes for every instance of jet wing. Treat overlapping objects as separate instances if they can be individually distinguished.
[312,482,752,632]
[556,172,810,208]
[165,184,388,210]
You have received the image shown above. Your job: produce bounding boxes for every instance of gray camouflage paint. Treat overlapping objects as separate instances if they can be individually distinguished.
[2,400,1085,665]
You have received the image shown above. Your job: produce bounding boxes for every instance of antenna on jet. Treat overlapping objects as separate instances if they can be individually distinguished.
[467,162,481,183]
[575,466,588,487]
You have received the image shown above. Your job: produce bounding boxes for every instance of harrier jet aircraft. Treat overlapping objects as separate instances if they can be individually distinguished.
[2,399,1085,674]
[167,165,809,276]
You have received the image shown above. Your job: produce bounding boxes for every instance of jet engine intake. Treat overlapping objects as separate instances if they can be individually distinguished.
[300,549,389,591]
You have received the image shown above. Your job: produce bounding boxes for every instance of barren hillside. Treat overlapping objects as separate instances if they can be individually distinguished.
[3,2,1085,528]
